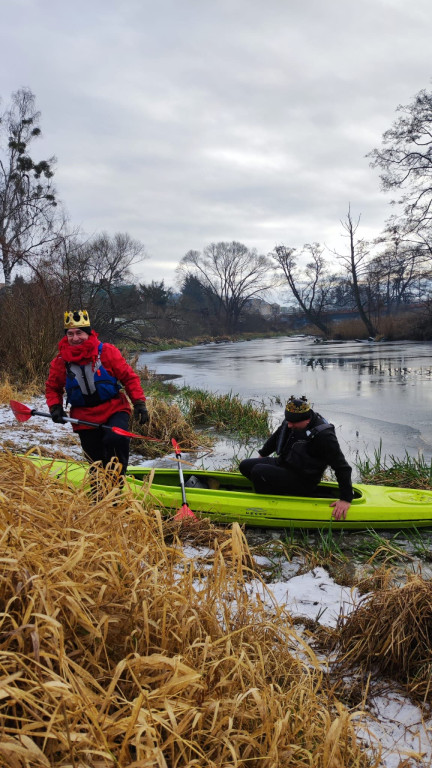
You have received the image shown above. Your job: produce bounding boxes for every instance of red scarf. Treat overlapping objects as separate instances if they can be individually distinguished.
[58,331,100,365]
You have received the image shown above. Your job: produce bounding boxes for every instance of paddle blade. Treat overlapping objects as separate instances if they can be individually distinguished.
[171,437,181,455]
[111,426,160,441]
[10,400,33,423]
[174,503,197,521]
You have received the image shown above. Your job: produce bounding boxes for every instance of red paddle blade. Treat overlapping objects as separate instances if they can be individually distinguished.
[171,437,181,455]
[174,504,197,521]
[111,426,160,441]
[9,400,32,423]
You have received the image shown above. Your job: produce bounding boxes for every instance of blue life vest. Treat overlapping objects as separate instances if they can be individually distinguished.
[65,343,121,408]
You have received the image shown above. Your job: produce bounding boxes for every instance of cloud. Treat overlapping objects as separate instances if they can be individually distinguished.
[1,0,432,283]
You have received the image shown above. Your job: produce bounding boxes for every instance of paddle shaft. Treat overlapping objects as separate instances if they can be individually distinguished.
[176,453,189,506]
[10,399,162,442]
[171,439,189,506]
[31,408,143,437]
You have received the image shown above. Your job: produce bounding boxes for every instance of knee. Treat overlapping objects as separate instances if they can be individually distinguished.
[239,458,256,478]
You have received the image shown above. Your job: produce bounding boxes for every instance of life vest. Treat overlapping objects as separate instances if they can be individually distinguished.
[65,343,121,408]
[276,416,335,477]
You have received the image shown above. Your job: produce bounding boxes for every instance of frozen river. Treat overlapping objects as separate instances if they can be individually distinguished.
[140,336,432,474]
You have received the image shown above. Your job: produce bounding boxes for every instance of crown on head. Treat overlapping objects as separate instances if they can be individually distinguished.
[64,310,90,330]
[285,395,311,414]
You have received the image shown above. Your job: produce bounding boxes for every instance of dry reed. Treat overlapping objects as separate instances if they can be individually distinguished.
[0,453,376,767]
[130,397,213,459]
[0,378,40,406]
[335,575,432,705]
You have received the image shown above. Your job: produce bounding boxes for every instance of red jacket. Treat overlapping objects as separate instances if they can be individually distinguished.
[46,342,145,431]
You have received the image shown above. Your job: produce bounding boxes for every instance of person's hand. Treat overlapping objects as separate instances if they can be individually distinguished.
[330,500,351,521]
[133,400,149,425]
[49,404,66,424]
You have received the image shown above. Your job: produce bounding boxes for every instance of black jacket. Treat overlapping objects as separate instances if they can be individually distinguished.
[259,411,353,502]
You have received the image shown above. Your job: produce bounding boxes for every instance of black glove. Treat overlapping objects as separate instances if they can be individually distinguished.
[133,400,149,425]
[49,404,66,424]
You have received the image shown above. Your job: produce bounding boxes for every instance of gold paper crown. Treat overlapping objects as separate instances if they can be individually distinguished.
[64,310,91,329]
[285,395,311,414]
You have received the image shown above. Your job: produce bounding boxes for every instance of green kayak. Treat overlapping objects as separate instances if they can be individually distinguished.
[27,456,432,530]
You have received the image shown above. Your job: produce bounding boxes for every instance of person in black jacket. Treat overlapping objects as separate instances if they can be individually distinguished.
[239,395,353,521]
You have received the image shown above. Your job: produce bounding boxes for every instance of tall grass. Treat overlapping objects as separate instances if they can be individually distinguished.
[0,452,374,767]
[357,442,432,489]
[0,376,41,405]
[178,387,271,440]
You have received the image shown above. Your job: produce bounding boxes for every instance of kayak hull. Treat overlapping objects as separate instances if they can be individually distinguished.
[26,457,432,530]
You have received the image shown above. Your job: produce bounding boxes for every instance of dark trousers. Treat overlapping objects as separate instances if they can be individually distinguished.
[239,456,316,496]
[78,411,130,476]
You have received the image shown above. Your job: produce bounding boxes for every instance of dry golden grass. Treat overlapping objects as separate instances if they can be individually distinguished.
[354,565,397,596]
[0,453,375,767]
[130,396,213,459]
[0,377,41,405]
[335,574,432,705]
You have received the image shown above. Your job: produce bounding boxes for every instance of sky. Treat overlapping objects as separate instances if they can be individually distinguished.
[1,0,432,288]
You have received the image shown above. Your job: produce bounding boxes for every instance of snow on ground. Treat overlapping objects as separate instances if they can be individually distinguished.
[1,396,84,460]
[250,565,432,766]
[2,398,432,766]
[247,565,362,627]
[359,693,432,768]
[1,397,152,464]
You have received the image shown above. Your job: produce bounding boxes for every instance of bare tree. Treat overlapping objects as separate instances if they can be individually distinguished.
[271,243,335,336]
[369,87,432,249]
[42,231,147,340]
[178,241,275,333]
[371,225,430,310]
[0,88,59,285]
[334,208,377,337]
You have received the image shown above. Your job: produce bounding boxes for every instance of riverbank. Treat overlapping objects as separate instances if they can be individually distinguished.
[136,329,288,353]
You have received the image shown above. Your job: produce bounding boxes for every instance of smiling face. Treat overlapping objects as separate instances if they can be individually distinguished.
[66,328,90,345]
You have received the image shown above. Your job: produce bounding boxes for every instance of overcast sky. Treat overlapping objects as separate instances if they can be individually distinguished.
[1,0,432,287]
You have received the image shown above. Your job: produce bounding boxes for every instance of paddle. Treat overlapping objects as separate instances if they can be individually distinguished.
[171,438,197,520]
[9,400,161,441]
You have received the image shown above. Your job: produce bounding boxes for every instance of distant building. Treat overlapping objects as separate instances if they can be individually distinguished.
[245,298,280,317]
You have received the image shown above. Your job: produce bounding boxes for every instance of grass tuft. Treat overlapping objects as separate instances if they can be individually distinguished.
[178,387,271,440]
[335,574,432,705]
[0,377,41,405]
[357,443,432,489]
[129,395,214,459]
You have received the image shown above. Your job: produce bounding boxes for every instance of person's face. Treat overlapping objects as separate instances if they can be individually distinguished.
[287,417,311,430]
[66,329,89,345]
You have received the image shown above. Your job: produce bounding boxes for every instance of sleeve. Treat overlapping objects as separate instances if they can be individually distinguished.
[313,431,353,502]
[259,423,283,457]
[45,356,67,408]
[102,344,146,403]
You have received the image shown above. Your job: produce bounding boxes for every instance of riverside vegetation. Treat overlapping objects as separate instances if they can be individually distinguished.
[3,375,432,764]
[0,453,390,767]
[3,451,432,766]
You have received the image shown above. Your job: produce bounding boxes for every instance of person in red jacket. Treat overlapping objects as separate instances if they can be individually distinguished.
[46,309,148,476]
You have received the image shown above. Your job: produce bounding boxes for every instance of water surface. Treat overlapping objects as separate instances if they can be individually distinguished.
[140,336,432,473]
